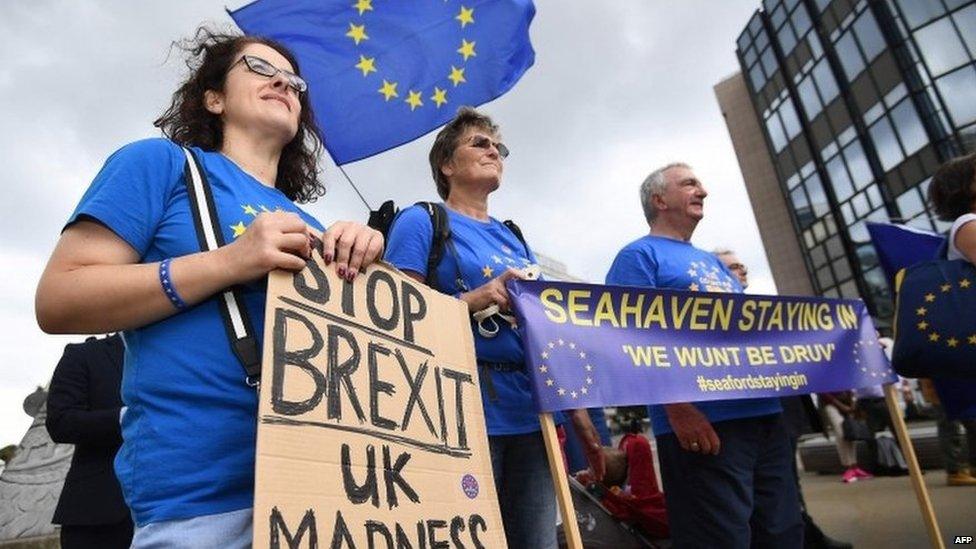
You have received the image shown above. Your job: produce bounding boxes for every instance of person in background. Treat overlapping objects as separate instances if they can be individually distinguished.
[920,379,976,486]
[384,107,605,549]
[861,337,910,477]
[716,250,852,548]
[928,152,976,263]
[818,391,872,483]
[606,163,802,547]
[46,335,132,549]
[35,28,383,547]
[713,249,748,288]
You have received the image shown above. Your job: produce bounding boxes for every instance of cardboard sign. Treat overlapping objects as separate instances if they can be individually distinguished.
[254,257,506,548]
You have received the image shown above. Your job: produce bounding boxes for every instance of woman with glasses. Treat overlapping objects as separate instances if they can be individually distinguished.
[384,107,605,549]
[35,28,382,547]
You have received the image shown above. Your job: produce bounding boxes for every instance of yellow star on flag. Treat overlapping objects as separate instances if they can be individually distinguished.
[961,279,971,288]
[924,293,935,303]
[928,332,940,342]
[917,321,929,330]
[346,23,368,45]
[941,283,952,292]
[947,337,959,347]
[581,387,588,395]
[355,55,377,76]
[448,66,466,87]
[579,351,587,359]
[482,265,493,278]
[689,283,700,291]
[456,6,475,28]
[230,221,247,238]
[405,90,423,110]
[916,307,927,316]
[539,365,548,373]
[352,0,373,16]
[457,39,476,61]
[969,335,976,345]
[546,378,554,386]
[378,80,398,101]
[242,204,258,216]
[430,87,448,108]
[571,391,578,399]
[557,388,566,396]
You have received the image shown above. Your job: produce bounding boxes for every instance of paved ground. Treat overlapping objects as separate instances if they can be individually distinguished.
[801,470,975,548]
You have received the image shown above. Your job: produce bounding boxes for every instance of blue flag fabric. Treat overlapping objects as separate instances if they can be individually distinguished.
[507,280,896,413]
[866,222,944,284]
[229,0,536,164]
[868,222,976,417]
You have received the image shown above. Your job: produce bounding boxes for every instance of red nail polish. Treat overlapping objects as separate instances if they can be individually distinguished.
[338,266,345,277]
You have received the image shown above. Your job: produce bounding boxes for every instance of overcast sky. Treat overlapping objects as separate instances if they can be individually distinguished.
[0,0,774,446]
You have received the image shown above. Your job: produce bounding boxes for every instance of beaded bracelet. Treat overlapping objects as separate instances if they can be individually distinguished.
[159,258,187,310]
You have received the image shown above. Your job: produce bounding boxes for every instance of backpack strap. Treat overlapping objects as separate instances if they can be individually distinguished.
[367,199,398,235]
[502,219,530,257]
[414,201,469,293]
[181,147,262,387]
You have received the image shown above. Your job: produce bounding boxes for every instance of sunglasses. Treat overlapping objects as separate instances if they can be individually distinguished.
[468,135,510,159]
[231,55,308,94]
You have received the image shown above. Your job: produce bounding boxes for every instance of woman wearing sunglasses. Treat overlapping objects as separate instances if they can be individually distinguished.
[384,107,605,549]
[35,28,382,547]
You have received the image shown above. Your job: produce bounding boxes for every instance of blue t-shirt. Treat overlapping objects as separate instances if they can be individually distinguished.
[385,205,550,435]
[605,235,782,436]
[67,138,323,526]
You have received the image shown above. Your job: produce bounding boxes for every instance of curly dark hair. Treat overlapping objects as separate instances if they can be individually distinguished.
[154,27,325,203]
[428,106,499,200]
[928,153,976,222]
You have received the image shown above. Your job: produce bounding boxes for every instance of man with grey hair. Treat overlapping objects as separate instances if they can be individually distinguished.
[714,249,748,289]
[606,163,802,547]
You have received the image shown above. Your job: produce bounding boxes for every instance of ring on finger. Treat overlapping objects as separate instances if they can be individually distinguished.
[690,441,700,451]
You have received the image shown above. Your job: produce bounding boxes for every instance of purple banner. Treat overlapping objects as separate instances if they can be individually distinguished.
[508,280,897,413]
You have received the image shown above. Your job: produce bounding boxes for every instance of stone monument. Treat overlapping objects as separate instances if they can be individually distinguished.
[0,387,73,548]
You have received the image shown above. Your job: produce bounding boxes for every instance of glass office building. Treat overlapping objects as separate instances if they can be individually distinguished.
[735,0,976,325]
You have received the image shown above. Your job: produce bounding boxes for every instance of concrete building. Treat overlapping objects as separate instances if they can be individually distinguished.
[716,0,976,328]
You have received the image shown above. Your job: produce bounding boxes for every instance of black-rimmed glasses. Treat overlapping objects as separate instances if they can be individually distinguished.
[231,55,308,94]
[469,135,510,159]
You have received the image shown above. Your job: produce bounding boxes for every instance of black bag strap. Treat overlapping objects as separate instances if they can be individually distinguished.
[415,201,469,292]
[181,147,262,387]
[502,219,528,253]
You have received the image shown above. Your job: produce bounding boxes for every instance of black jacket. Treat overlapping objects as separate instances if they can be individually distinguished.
[46,335,130,525]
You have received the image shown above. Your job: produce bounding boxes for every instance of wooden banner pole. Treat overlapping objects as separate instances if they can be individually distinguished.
[883,383,944,549]
[539,412,582,549]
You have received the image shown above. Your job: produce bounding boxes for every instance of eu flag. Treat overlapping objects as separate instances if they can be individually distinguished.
[229,0,536,164]
[866,222,944,284]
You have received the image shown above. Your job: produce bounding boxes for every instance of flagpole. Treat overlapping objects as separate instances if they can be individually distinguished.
[335,163,373,212]
[884,383,944,549]
[539,413,583,549]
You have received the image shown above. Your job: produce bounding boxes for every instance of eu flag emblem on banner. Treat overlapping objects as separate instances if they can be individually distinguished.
[229,0,536,164]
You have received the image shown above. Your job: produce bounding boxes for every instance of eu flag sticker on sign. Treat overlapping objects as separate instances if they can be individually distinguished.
[230,0,536,164]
